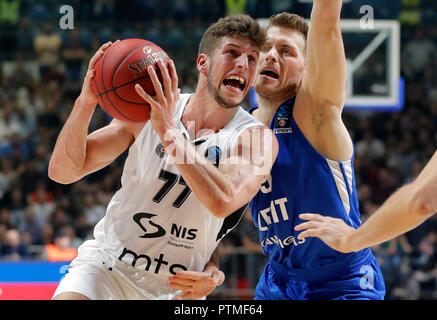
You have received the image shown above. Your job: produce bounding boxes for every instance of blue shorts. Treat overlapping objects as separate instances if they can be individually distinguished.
[254,250,386,300]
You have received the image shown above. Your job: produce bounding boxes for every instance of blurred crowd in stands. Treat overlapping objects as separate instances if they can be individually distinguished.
[0,0,436,299]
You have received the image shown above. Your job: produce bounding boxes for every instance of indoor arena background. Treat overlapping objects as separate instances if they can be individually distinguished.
[0,0,436,300]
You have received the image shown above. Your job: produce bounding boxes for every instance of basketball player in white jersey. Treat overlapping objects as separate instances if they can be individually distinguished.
[48,15,278,300]
[295,149,437,253]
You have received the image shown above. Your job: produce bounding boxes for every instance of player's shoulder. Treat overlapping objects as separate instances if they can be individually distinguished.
[229,105,264,130]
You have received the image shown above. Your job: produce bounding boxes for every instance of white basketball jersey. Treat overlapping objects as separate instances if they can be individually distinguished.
[92,93,263,279]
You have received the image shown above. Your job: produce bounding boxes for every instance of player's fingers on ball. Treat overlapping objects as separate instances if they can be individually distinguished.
[135,84,157,106]
[169,60,179,93]
[99,41,113,51]
[157,60,172,98]
[88,49,104,69]
[84,69,95,82]
[148,65,164,101]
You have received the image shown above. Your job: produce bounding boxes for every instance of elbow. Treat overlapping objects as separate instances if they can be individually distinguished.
[209,189,239,219]
[410,184,436,218]
[210,201,234,219]
[48,161,77,185]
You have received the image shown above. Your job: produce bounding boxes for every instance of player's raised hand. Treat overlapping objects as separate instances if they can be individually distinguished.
[79,40,118,106]
[294,213,356,253]
[135,59,180,139]
[168,269,225,300]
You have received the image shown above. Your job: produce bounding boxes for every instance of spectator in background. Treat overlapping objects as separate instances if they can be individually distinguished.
[62,29,89,85]
[0,0,21,52]
[40,227,78,262]
[0,103,20,148]
[92,0,116,21]
[0,208,12,230]
[62,224,83,249]
[29,183,55,227]
[235,209,267,289]
[355,130,386,162]
[271,0,292,15]
[49,208,72,236]
[0,76,17,101]
[74,213,92,243]
[226,0,246,16]
[403,28,437,80]
[34,22,62,79]
[0,228,30,261]
[0,157,15,200]
[9,56,35,90]
[18,206,43,245]
[82,192,105,228]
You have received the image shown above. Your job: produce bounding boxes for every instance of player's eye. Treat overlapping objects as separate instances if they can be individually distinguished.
[227,49,238,56]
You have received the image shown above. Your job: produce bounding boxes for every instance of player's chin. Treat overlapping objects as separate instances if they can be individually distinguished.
[219,86,245,107]
[254,82,277,98]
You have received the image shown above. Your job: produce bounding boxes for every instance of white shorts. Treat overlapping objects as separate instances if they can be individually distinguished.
[53,240,181,300]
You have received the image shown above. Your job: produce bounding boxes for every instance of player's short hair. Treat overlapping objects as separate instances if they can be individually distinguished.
[198,15,266,57]
[268,12,309,40]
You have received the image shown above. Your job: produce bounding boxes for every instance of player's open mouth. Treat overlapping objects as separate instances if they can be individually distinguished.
[260,69,279,80]
[223,75,246,92]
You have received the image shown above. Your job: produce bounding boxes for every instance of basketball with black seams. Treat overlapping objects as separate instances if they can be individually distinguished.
[91,39,171,122]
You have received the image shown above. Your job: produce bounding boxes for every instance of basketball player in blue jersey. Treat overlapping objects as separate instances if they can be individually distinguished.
[248,3,386,300]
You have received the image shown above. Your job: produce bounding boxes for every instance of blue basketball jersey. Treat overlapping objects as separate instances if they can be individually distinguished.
[249,97,374,273]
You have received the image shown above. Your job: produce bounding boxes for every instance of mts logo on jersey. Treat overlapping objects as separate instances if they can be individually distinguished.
[257,197,289,231]
[118,248,187,275]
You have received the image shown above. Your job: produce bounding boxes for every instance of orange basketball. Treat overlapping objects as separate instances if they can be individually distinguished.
[91,39,171,122]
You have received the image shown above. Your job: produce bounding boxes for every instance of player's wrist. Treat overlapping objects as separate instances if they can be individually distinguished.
[340,230,360,253]
[76,93,97,112]
[158,123,179,146]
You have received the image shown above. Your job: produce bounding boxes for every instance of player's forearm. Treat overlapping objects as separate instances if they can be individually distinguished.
[305,0,346,109]
[48,96,96,183]
[343,183,431,252]
[312,0,343,22]
[160,129,245,218]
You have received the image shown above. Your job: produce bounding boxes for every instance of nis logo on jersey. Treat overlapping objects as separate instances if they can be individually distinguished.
[118,213,197,275]
[132,212,198,242]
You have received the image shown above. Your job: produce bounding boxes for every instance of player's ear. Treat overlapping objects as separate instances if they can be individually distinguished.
[197,54,208,76]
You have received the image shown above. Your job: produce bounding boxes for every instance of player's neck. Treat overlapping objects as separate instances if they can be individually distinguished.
[254,96,283,126]
[181,87,238,139]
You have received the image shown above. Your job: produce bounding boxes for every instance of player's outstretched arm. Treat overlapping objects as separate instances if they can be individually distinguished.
[294,0,352,161]
[295,150,437,253]
[169,247,224,300]
[135,60,279,218]
[302,0,346,109]
[49,41,143,184]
